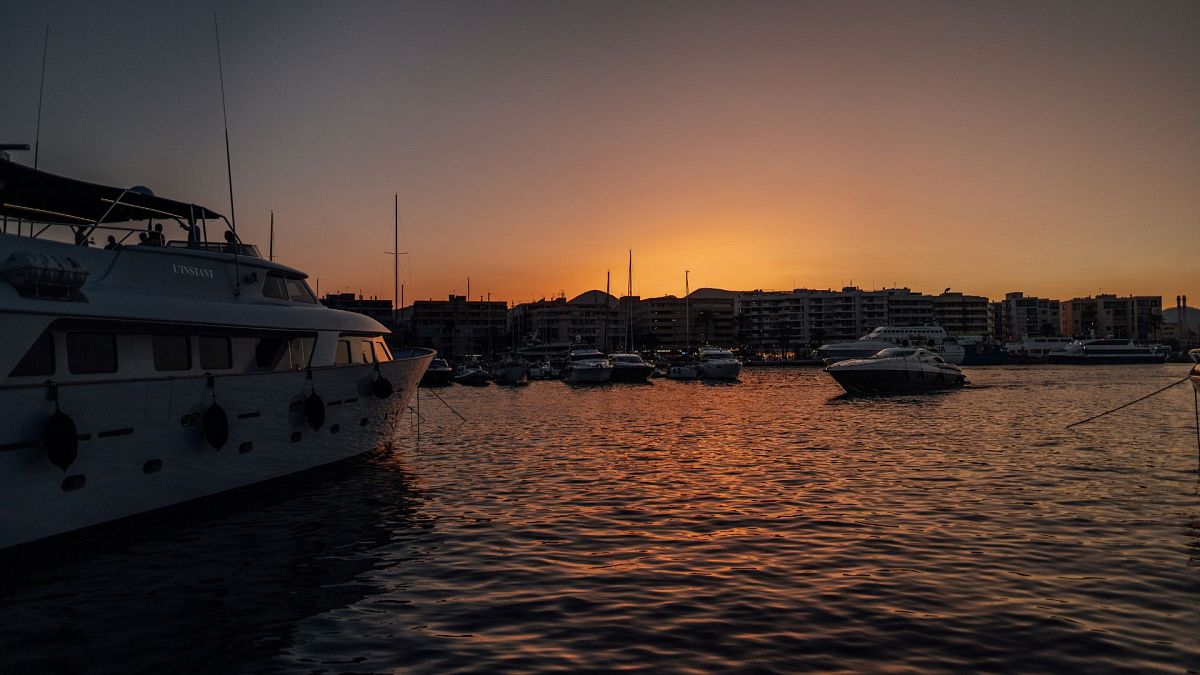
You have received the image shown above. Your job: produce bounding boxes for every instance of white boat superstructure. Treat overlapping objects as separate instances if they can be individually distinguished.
[1045,338,1168,364]
[0,157,432,551]
[562,347,612,384]
[697,347,742,380]
[1003,336,1073,360]
[818,326,965,365]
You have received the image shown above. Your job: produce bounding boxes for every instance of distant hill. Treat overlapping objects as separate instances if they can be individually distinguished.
[568,290,617,305]
[688,287,740,299]
[1163,306,1200,330]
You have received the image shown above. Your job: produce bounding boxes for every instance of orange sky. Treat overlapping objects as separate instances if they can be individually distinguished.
[3,2,1198,306]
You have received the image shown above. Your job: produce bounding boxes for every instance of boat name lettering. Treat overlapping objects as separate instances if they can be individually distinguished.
[172,264,215,280]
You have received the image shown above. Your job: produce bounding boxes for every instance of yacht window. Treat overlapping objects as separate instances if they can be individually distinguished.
[335,340,352,366]
[67,332,117,374]
[360,341,375,364]
[10,331,55,377]
[263,273,289,300]
[255,337,288,368]
[374,338,393,361]
[199,336,232,370]
[153,335,191,371]
[288,336,315,369]
[285,278,317,304]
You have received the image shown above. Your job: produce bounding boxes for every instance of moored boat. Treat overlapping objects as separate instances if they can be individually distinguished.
[818,326,965,365]
[561,347,612,384]
[825,347,966,395]
[492,355,528,386]
[697,347,742,380]
[420,358,454,386]
[609,353,655,383]
[1045,339,1169,365]
[0,155,432,552]
[453,363,491,386]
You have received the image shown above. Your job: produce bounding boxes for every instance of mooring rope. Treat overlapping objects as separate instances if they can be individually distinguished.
[1066,374,1191,429]
[422,385,467,423]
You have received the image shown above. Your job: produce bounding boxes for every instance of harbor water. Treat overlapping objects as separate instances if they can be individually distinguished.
[2,365,1198,673]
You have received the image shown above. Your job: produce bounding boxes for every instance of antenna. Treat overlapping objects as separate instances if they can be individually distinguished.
[34,25,49,169]
[268,210,274,261]
[213,13,237,235]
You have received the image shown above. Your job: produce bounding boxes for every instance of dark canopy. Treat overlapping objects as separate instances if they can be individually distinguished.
[0,158,223,226]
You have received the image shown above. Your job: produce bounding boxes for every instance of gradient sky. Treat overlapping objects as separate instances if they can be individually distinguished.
[2,1,1197,306]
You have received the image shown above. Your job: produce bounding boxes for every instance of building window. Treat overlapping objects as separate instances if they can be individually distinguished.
[153,335,191,371]
[11,331,55,377]
[67,332,117,374]
[199,336,232,370]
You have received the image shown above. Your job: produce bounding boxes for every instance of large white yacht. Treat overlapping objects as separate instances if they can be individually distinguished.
[561,346,612,384]
[817,326,965,365]
[0,155,433,551]
[1003,336,1073,361]
[697,347,742,380]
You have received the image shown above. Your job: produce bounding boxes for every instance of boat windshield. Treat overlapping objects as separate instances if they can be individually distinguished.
[611,354,644,364]
[875,348,916,358]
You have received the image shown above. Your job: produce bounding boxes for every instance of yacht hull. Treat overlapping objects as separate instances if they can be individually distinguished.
[493,365,529,385]
[563,366,612,384]
[699,362,742,380]
[826,364,965,395]
[0,351,432,551]
[610,364,655,383]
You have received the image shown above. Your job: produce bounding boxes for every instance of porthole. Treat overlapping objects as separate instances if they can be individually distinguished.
[142,459,163,474]
[62,475,86,491]
[359,417,369,427]
[238,441,253,454]
[330,424,340,434]
[290,431,302,443]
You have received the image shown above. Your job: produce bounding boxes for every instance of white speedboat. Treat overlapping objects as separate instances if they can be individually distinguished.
[0,156,432,552]
[825,347,966,395]
[697,347,742,380]
[453,363,491,386]
[561,347,612,384]
[665,362,700,380]
[818,326,965,365]
[1045,339,1169,365]
[609,353,655,383]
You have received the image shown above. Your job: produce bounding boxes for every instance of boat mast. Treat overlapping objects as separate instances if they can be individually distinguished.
[394,193,398,331]
[268,210,274,261]
[603,270,610,352]
[34,25,49,170]
[685,270,691,353]
[627,250,633,352]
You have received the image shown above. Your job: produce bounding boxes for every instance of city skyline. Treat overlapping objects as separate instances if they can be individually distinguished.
[2,1,1197,305]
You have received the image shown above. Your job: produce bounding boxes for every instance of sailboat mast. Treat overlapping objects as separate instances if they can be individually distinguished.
[685,270,691,352]
[604,270,610,352]
[393,193,399,331]
[627,250,633,352]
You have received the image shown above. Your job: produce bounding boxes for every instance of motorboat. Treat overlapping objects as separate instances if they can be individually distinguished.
[666,362,700,380]
[1045,339,1169,365]
[697,347,742,380]
[825,347,966,395]
[0,154,433,552]
[492,355,528,386]
[818,326,965,365]
[561,347,612,384]
[1189,348,1200,364]
[420,358,454,386]
[526,360,557,380]
[609,353,655,383]
[453,362,491,386]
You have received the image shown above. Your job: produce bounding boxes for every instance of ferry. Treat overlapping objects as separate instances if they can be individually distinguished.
[1044,339,1169,365]
[0,154,433,551]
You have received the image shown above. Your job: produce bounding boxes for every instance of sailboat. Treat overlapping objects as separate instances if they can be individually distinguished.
[609,251,654,383]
